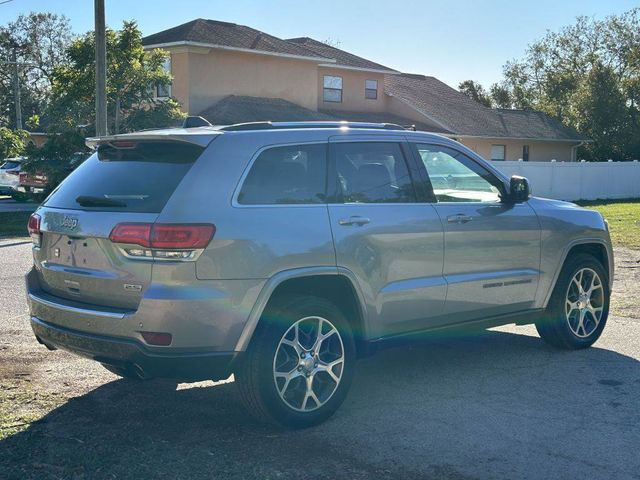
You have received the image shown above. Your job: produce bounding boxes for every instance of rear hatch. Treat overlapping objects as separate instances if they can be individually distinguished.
[32,140,206,310]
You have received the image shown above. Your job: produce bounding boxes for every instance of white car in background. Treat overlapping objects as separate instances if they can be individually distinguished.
[0,158,23,194]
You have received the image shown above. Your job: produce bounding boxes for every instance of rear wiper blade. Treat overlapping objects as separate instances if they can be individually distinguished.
[75,195,127,207]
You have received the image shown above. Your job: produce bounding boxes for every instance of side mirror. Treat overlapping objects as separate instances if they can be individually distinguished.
[506,175,531,203]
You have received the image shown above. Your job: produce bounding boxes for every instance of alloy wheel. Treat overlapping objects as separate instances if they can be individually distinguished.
[272,316,345,412]
[565,267,605,338]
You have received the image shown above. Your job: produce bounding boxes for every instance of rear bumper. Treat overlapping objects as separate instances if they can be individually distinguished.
[25,267,264,352]
[31,316,239,381]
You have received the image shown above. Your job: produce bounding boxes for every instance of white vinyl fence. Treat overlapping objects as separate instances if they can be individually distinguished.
[491,160,640,201]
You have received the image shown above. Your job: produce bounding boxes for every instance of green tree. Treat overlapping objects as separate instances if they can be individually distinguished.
[0,127,28,159]
[499,8,640,160]
[22,21,185,195]
[0,13,72,129]
[48,20,184,134]
[458,80,492,107]
[489,83,513,108]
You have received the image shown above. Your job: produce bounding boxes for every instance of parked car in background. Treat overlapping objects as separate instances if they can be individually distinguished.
[0,158,23,194]
[16,153,89,195]
[26,122,613,429]
[18,170,48,193]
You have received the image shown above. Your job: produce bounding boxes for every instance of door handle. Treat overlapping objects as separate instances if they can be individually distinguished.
[447,214,473,224]
[338,216,371,226]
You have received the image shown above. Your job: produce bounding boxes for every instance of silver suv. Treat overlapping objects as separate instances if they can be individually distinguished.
[26,122,613,428]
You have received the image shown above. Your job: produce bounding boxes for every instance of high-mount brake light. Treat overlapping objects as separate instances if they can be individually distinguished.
[109,140,137,148]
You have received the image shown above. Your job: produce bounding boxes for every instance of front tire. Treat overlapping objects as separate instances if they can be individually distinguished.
[536,253,610,349]
[235,295,356,429]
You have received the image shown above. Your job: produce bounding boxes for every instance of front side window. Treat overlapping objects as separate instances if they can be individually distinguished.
[238,144,327,205]
[323,75,343,103]
[333,142,415,203]
[365,79,378,99]
[491,144,506,161]
[416,144,502,203]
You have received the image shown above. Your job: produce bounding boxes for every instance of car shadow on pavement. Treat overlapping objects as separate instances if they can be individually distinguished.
[1,328,639,479]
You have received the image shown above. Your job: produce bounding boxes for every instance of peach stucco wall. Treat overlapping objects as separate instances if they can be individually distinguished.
[317,67,387,113]
[459,138,578,162]
[167,47,319,115]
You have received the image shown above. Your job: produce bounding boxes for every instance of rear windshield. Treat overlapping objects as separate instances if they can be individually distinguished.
[1,161,21,170]
[44,141,204,213]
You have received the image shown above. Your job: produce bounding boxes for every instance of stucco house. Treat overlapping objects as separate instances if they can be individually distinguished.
[142,18,587,161]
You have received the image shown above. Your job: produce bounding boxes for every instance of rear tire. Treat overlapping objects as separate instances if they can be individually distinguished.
[235,294,356,429]
[536,253,609,349]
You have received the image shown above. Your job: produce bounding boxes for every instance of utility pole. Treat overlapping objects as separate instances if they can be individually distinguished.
[1,33,31,131]
[94,0,107,136]
[11,46,22,130]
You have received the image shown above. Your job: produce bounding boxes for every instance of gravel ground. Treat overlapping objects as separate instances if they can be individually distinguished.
[0,239,638,479]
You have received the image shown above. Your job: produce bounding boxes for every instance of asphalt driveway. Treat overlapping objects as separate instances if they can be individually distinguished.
[1,239,639,479]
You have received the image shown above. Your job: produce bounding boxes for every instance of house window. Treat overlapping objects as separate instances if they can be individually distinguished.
[365,79,378,99]
[522,145,530,161]
[156,57,172,98]
[491,144,506,161]
[323,75,343,103]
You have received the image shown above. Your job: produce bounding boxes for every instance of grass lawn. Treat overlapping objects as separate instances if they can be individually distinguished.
[0,211,32,238]
[578,200,640,250]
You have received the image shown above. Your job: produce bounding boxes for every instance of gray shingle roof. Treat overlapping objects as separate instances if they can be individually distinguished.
[386,74,587,141]
[142,19,329,60]
[286,37,396,72]
[199,96,335,124]
[198,95,449,134]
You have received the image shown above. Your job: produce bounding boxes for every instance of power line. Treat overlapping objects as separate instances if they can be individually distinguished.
[0,0,16,6]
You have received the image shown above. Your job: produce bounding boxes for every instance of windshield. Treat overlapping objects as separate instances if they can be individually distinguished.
[43,141,204,213]
[1,160,21,170]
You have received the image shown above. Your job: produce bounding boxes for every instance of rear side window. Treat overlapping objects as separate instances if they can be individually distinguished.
[44,141,204,213]
[332,142,416,203]
[238,144,327,205]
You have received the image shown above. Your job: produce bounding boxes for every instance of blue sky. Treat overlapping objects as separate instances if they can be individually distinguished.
[1,0,637,88]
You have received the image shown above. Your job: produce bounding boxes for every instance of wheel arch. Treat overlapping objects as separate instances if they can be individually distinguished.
[543,239,613,307]
[235,267,369,356]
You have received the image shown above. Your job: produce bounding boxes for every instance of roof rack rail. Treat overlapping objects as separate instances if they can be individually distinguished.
[218,121,407,132]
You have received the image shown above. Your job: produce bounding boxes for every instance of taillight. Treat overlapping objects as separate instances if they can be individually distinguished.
[150,224,215,249]
[109,223,152,247]
[109,223,215,260]
[27,213,41,247]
